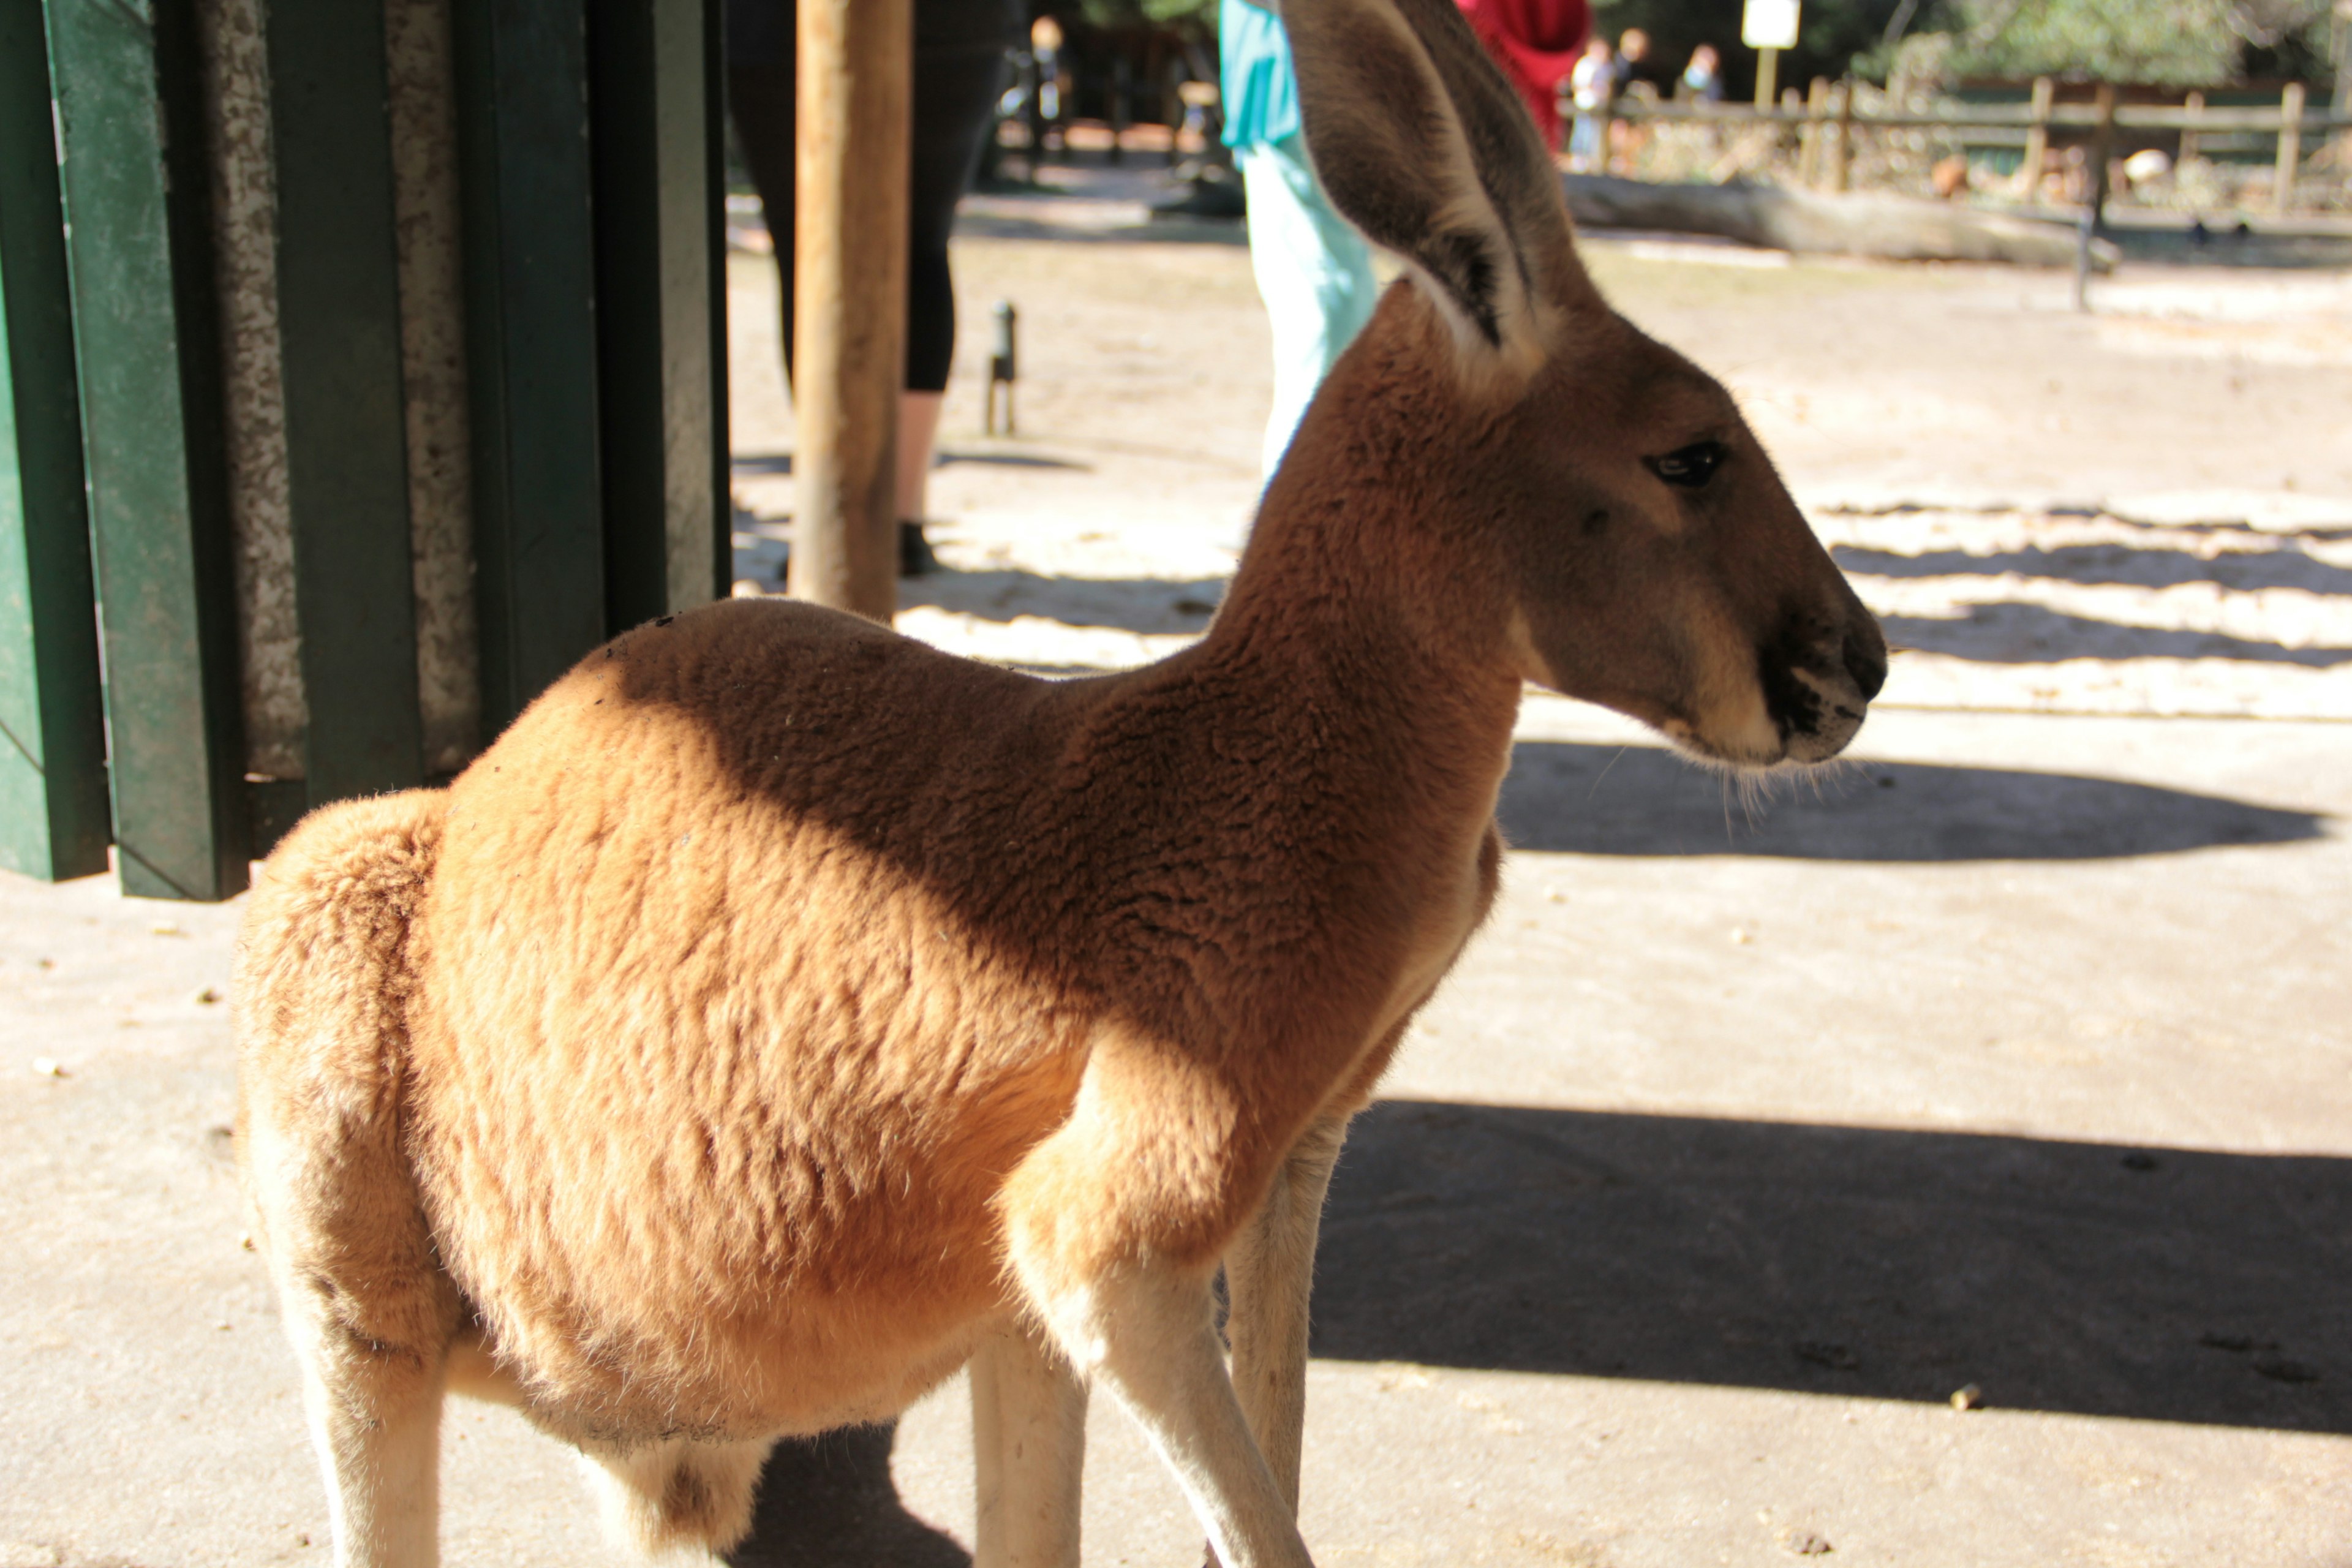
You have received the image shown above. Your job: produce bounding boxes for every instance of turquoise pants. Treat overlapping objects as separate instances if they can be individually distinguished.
[1235,133,1378,477]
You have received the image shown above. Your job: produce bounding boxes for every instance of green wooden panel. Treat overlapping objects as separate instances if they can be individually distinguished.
[704,0,729,603]
[0,0,108,882]
[589,0,721,633]
[267,0,426,806]
[45,0,248,900]
[453,0,608,736]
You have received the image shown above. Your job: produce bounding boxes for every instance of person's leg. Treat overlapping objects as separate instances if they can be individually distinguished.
[895,390,945,522]
[889,6,1011,571]
[726,45,797,376]
[1237,134,1379,478]
[899,7,1019,569]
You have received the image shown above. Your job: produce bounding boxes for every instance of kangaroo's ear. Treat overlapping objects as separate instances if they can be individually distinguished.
[1279,0,1588,368]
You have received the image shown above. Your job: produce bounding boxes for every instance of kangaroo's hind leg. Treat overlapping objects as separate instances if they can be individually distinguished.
[238,793,462,1568]
[971,1317,1088,1568]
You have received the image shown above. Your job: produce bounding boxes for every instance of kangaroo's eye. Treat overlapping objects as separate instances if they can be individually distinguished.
[1646,441,1726,489]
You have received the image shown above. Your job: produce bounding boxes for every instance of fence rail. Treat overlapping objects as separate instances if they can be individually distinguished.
[1608,98,2352,136]
[1581,78,2347,212]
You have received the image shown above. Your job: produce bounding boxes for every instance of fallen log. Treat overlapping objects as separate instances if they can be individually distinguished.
[1561,175,2119,270]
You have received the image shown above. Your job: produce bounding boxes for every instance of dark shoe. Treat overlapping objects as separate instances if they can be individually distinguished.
[899,520,939,577]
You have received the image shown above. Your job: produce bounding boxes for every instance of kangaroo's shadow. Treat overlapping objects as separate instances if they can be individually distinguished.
[725,1422,970,1568]
[1496,742,2326,861]
[1312,1101,2352,1434]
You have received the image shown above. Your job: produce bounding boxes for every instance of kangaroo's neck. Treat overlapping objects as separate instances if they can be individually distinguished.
[1204,288,1526,764]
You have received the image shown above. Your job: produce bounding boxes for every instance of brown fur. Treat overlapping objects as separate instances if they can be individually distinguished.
[237,12,1883,1555]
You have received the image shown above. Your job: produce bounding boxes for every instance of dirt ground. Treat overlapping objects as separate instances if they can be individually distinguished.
[4,167,2349,1568]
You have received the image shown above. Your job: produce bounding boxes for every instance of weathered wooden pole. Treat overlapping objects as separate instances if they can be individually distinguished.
[2274,81,2305,213]
[1798,77,1827,189]
[1827,80,1854,194]
[790,0,909,621]
[2020,75,2053,196]
[2179,89,2204,167]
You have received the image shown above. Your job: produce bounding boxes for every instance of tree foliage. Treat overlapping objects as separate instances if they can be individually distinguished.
[1931,0,2336,85]
[1072,0,1218,36]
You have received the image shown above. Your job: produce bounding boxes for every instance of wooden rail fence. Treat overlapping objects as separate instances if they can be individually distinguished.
[1584,80,2352,209]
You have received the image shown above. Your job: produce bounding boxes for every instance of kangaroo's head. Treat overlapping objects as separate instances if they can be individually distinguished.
[1280,0,1885,767]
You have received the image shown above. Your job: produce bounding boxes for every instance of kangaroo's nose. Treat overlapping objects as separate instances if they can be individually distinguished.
[1842,624,1888,701]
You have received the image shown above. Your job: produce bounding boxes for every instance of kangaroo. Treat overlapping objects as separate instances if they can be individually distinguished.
[235,0,1886,1563]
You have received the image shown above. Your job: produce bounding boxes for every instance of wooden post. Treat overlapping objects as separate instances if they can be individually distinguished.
[790,0,908,622]
[1828,79,1854,194]
[2179,89,2204,167]
[2335,0,2351,170]
[2021,75,2053,197]
[1754,46,1777,111]
[2274,81,2305,212]
[0,0,108,881]
[1799,76,1828,189]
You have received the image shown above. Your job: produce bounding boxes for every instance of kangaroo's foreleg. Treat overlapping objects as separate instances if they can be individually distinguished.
[971,1318,1088,1568]
[1223,1110,1350,1515]
[1002,1039,1317,1568]
[1068,1267,1311,1568]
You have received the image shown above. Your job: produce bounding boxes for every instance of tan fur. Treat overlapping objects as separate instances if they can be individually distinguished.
[237,10,1883,1560]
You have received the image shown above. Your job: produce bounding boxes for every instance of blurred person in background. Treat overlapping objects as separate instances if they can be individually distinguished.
[1679,42,1725,103]
[1221,0,1379,477]
[1610,26,1660,172]
[728,0,1024,575]
[1566,34,1614,171]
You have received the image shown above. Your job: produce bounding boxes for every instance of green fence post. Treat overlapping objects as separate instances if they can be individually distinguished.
[705,0,729,605]
[589,0,725,633]
[45,0,249,900]
[0,0,108,882]
[267,0,426,813]
[452,0,608,737]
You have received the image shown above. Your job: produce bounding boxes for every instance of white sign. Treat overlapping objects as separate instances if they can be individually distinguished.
[1741,0,1801,50]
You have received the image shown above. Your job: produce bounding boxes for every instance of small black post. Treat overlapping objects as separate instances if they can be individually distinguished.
[987,301,1017,435]
[1110,52,1130,165]
[2075,83,2117,314]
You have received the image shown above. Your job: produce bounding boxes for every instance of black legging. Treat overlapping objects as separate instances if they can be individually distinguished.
[727,0,1022,393]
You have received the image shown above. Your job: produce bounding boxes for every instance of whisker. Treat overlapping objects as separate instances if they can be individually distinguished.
[1588,745,1631,801]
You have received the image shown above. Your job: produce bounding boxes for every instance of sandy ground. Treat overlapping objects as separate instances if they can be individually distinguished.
[4,169,2350,1568]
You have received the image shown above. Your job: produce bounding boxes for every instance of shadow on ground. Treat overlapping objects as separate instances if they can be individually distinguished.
[1879,604,2352,667]
[1496,742,2326,861]
[899,569,1227,635]
[725,1423,968,1568]
[720,1093,2352,1561]
[1834,541,2352,597]
[1314,1100,2352,1434]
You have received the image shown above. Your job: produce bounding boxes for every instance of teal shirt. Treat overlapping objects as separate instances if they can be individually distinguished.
[1219,0,1300,148]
